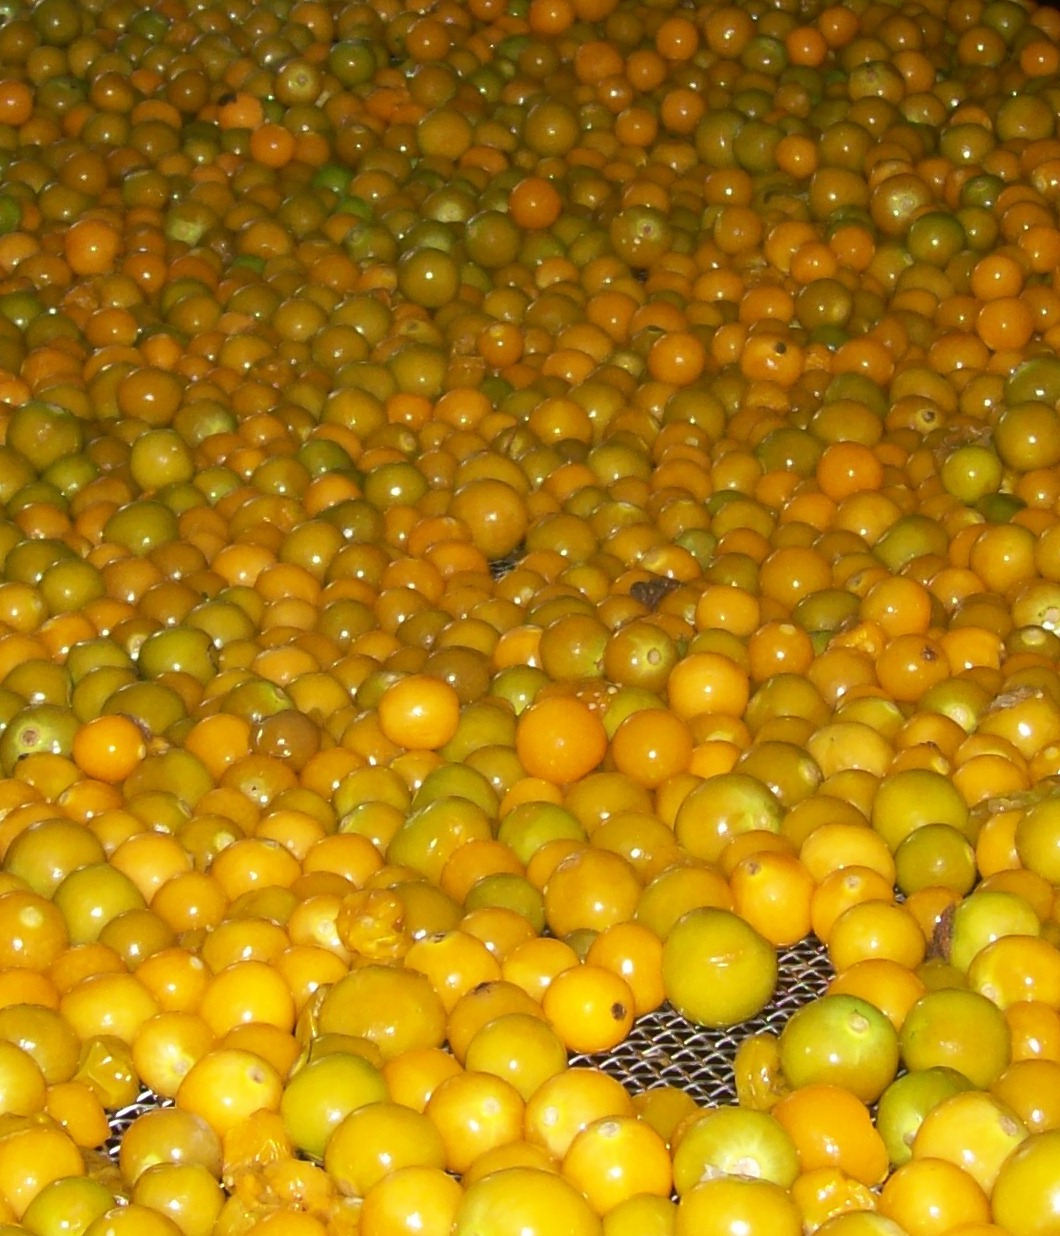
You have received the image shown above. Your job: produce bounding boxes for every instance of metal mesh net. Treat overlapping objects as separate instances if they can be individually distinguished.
[105,1093,170,1160]
[104,936,832,1155]
[569,935,834,1104]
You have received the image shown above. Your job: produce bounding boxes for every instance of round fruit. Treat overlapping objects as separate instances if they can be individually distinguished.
[672,1106,799,1193]
[779,995,900,1103]
[662,908,777,1028]
[452,1167,601,1236]
[324,1102,447,1197]
[674,774,783,864]
[280,1052,389,1161]
[912,1090,1028,1193]
[317,966,447,1061]
[899,989,1012,1088]
[175,1049,283,1138]
[991,1129,1060,1236]
[9,0,1060,1223]
[875,1067,972,1167]
[870,769,971,851]
[676,1177,801,1236]
[563,1115,673,1214]
[944,891,1042,973]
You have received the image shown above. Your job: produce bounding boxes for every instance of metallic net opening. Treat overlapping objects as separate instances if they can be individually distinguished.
[570,935,833,1105]
[105,936,832,1156]
[106,1093,172,1161]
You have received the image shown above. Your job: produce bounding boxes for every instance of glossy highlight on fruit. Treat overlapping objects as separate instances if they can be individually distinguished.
[779,994,900,1103]
[662,907,777,1028]
[1,0,1060,1227]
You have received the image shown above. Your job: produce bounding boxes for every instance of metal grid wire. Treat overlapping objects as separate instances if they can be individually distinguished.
[106,1093,170,1160]
[105,935,832,1155]
[570,935,834,1105]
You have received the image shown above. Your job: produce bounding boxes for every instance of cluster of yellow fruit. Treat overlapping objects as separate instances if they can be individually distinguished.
[2,0,1060,1230]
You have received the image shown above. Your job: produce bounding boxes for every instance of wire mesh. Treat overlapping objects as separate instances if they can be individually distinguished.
[105,1091,171,1160]
[105,935,832,1155]
[569,934,833,1104]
